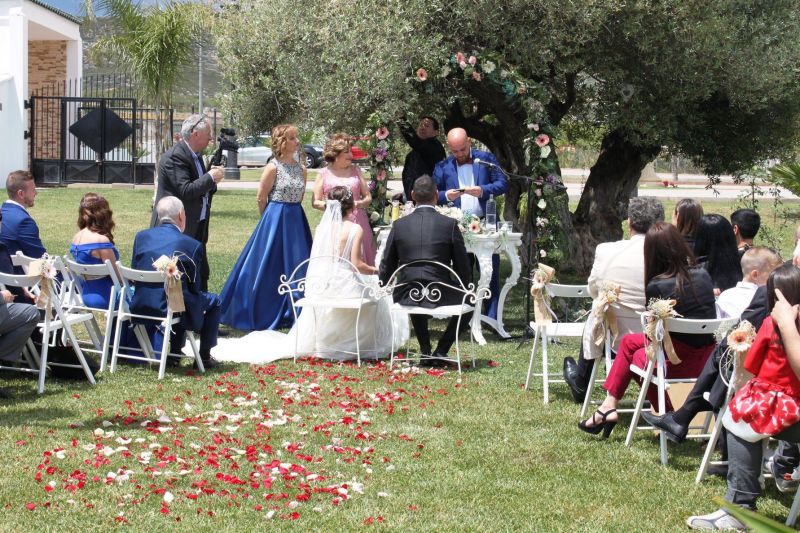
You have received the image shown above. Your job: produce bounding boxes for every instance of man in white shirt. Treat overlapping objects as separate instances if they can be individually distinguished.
[716,246,782,318]
[563,196,665,403]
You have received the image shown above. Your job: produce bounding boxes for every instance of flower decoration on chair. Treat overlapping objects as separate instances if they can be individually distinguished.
[642,298,683,364]
[529,263,556,325]
[153,254,186,313]
[720,320,757,391]
[410,50,567,265]
[29,253,58,313]
[364,112,398,227]
[589,281,621,350]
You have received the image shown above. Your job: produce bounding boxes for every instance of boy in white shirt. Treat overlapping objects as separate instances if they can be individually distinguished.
[716,246,782,318]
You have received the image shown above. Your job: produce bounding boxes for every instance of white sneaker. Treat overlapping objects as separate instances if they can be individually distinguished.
[686,509,747,531]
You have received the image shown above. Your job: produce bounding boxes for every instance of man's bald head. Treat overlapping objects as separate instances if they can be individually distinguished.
[446,128,472,165]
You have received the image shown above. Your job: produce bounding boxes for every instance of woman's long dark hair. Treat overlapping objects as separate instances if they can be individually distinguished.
[766,262,800,345]
[77,192,115,243]
[674,198,703,236]
[644,222,694,293]
[694,214,741,291]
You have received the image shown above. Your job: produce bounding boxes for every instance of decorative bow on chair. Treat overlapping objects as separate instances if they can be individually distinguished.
[153,255,185,313]
[530,263,556,325]
[643,298,682,364]
[589,281,621,349]
[29,254,58,315]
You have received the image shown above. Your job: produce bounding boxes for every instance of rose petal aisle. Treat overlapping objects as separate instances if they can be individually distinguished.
[16,360,463,527]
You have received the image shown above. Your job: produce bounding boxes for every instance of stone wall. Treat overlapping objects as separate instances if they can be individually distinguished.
[29,40,67,159]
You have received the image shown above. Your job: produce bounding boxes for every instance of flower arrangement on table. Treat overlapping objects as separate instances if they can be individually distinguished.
[410,51,567,265]
[364,112,398,227]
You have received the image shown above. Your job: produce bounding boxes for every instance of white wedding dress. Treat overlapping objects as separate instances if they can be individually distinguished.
[210,201,409,363]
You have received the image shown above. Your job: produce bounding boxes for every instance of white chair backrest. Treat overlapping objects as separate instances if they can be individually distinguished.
[384,260,488,307]
[664,316,738,335]
[65,258,121,288]
[548,283,589,298]
[117,263,167,285]
[0,270,41,290]
[11,251,36,271]
[278,255,372,298]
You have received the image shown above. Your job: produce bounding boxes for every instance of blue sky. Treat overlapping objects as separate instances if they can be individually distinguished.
[40,0,83,16]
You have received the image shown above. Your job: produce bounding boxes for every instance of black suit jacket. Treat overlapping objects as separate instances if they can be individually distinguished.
[398,121,446,200]
[151,141,217,243]
[646,267,717,346]
[378,207,471,308]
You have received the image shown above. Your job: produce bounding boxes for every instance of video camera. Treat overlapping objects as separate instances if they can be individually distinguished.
[210,127,240,180]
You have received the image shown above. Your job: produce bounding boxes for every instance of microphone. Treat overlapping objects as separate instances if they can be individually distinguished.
[473,158,499,168]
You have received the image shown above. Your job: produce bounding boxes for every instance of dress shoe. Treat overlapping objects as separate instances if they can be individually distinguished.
[640,411,688,444]
[195,357,222,370]
[562,356,587,404]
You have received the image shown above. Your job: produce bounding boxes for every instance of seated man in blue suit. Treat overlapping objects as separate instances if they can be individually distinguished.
[130,196,222,369]
[0,170,46,270]
[432,128,509,319]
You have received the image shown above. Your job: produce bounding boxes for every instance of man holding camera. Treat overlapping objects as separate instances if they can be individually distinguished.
[152,113,224,291]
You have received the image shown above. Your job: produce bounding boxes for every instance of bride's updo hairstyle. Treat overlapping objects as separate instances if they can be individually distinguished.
[328,185,354,217]
[271,123,298,159]
[78,192,115,243]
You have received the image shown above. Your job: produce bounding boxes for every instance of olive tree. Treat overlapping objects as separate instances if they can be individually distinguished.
[215,0,800,273]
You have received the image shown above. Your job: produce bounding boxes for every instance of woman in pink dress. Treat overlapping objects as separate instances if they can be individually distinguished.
[312,133,376,266]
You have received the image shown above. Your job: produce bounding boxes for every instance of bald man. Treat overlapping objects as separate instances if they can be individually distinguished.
[432,128,509,318]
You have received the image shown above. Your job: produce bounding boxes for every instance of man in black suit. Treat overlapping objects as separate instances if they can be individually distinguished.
[397,116,446,202]
[379,175,472,366]
[152,114,224,291]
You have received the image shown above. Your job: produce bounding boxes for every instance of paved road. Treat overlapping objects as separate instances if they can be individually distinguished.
[217,168,798,201]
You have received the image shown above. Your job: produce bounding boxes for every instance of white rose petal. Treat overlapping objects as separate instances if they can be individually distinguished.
[163,491,174,503]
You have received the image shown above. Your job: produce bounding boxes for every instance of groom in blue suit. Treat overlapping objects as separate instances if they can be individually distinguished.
[0,171,46,269]
[432,128,509,319]
[131,196,221,369]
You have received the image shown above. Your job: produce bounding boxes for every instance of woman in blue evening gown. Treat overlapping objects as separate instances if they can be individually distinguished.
[219,124,313,331]
[70,193,120,308]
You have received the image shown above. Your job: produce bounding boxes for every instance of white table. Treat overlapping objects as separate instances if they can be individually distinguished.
[375,228,522,345]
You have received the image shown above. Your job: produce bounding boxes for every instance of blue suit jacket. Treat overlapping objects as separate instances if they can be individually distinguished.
[0,202,46,266]
[432,149,509,213]
[130,224,205,332]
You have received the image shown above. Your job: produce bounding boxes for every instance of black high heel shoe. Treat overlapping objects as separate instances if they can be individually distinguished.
[578,409,617,439]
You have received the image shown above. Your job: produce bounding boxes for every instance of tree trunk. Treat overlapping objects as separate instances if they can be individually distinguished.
[568,129,661,275]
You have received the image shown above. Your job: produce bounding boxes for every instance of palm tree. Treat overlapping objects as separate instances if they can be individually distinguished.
[770,162,800,198]
[84,0,211,162]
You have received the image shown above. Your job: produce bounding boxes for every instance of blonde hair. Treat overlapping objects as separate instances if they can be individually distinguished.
[740,246,782,277]
[271,124,298,159]
[323,132,352,163]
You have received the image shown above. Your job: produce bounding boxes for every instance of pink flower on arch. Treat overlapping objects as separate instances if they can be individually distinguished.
[468,55,477,66]
[377,170,386,182]
[376,127,390,140]
[416,68,428,82]
[535,134,550,147]
[471,71,482,81]
[459,60,467,69]
[455,52,465,64]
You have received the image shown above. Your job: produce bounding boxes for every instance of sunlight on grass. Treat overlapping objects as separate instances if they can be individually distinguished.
[1,187,798,529]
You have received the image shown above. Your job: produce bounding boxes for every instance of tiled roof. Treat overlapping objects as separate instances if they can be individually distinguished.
[27,0,81,24]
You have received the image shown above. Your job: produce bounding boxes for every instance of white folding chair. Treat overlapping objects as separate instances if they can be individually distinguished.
[385,260,489,375]
[580,328,615,417]
[0,270,98,393]
[625,316,737,465]
[63,258,122,372]
[524,283,589,403]
[279,256,376,365]
[110,263,204,379]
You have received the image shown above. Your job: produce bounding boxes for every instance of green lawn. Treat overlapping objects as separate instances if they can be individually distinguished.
[1,187,799,530]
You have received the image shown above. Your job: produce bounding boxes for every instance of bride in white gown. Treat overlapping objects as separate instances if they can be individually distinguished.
[211,186,409,363]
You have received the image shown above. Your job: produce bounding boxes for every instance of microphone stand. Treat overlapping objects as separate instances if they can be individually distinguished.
[474,161,565,343]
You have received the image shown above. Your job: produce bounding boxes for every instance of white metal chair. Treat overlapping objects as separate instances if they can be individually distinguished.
[63,258,122,372]
[110,262,204,379]
[524,283,589,403]
[625,316,737,465]
[579,328,615,417]
[384,260,488,375]
[278,255,377,365]
[0,270,98,393]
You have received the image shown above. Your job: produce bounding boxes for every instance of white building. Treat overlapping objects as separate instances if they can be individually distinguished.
[0,0,81,186]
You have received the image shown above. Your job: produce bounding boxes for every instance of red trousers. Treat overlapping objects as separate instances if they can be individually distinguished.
[603,333,715,411]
